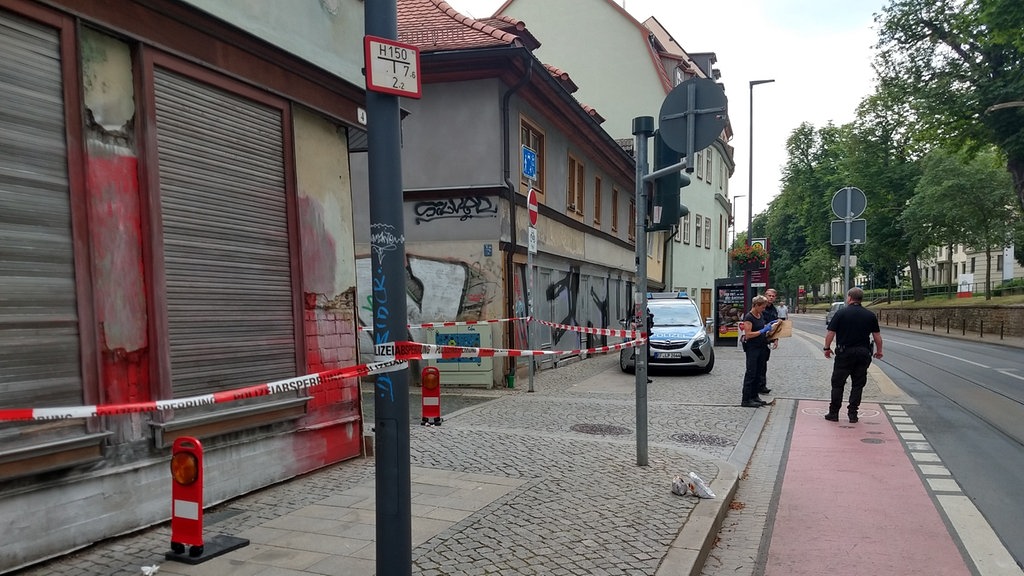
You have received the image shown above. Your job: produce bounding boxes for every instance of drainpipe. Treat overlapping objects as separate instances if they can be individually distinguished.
[502,52,533,379]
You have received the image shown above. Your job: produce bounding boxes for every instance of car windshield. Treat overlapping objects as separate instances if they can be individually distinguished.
[649,303,702,326]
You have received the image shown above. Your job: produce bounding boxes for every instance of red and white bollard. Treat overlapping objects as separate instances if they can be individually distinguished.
[421,366,442,425]
[169,437,205,558]
[166,436,249,564]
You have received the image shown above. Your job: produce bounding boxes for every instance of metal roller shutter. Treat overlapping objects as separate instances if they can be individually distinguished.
[0,10,82,409]
[153,68,296,398]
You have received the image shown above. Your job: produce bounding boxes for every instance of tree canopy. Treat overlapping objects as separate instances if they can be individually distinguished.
[874,0,1024,209]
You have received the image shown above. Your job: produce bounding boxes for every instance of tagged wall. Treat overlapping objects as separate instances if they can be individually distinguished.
[355,243,503,356]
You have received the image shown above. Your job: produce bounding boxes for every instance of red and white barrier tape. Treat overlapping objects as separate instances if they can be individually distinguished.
[0,359,406,422]
[359,316,529,332]
[530,317,642,339]
[381,339,645,361]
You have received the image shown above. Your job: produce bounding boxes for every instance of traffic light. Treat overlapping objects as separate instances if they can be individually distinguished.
[648,130,690,232]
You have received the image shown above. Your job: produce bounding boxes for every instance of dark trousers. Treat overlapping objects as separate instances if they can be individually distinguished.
[761,346,772,391]
[742,344,768,402]
[829,348,872,415]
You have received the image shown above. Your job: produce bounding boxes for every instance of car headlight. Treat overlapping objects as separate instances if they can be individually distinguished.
[691,332,708,347]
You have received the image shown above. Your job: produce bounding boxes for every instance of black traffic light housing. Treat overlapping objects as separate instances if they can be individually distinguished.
[648,130,691,232]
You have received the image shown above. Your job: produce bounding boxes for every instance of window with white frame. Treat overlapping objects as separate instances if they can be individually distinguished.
[695,213,703,247]
[704,216,711,249]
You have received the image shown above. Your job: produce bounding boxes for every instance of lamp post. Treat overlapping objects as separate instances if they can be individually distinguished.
[746,79,774,310]
[730,194,746,247]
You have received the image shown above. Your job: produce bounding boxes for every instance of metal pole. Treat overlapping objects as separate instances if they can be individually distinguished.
[527,188,535,393]
[365,2,411,574]
[844,190,852,292]
[632,116,653,467]
[746,79,774,310]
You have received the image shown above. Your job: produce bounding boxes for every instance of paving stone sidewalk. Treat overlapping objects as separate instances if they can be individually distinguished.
[13,326,870,576]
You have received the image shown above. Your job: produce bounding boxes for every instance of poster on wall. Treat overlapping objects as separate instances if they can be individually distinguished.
[715,280,745,342]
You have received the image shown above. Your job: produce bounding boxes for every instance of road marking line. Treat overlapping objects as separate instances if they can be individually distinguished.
[889,340,990,367]
[918,464,951,476]
[892,401,1024,576]
[937,494,1024,575]
[996,369,1024,381]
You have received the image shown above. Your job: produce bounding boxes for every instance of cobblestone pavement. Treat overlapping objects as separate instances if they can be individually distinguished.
[12,323,902,576]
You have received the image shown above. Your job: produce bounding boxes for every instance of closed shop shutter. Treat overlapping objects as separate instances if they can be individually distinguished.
[0,11,83,409]
[153,67,296,398]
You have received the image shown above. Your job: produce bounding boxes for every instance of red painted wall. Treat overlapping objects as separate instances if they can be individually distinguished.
[86,143,151,441]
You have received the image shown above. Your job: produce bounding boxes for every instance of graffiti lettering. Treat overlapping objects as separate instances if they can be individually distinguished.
[370,223,403,260]
[414,197,498,224]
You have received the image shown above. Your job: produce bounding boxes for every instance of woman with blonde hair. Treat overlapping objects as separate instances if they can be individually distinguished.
[740,295,778,407]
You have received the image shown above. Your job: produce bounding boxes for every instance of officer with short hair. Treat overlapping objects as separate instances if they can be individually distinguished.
[823,287,883,423]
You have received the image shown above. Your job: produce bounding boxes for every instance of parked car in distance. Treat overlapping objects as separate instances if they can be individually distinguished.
[620,292,715,374]
[826,301,845,325]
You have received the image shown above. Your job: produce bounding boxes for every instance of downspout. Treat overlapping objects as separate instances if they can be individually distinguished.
[502,52,533,378]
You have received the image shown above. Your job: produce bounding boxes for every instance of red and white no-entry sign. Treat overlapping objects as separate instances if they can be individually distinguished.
[527,188,538,227]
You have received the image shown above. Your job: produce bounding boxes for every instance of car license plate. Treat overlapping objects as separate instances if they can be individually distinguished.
[654,352,682,359]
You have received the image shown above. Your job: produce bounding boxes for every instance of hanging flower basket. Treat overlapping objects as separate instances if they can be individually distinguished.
[729,244,768,269]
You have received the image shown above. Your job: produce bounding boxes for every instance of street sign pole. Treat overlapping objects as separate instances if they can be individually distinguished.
[844,191,852,292]
[526,186,537,393]
[830,187,867,294]
[364,1,412,574]
[632,116,654,467]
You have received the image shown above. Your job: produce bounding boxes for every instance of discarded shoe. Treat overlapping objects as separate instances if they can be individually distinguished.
[824,413,839,422]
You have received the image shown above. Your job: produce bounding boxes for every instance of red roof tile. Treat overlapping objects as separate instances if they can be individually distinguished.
[397,0,525,52]
[543,63,578,93]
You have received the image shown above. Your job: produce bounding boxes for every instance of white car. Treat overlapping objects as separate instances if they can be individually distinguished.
[826,301,845,325]
[619,292,715,374]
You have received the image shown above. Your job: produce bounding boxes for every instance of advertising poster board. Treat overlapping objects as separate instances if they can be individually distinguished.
[714,277,745,346]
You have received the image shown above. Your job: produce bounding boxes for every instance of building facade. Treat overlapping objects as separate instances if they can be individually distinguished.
[0,0,367,568]
[349,0,641,387]
[492,0,736,322]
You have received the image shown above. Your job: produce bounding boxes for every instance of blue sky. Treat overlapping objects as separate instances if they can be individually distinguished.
[446,0,889,221]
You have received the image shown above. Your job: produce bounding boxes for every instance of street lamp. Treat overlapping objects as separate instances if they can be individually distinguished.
[746,79,774,310]
[730,194,746,246]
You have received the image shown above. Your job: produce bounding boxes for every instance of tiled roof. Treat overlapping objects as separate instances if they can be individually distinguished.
[581,104,605,124]
[543,63,578,93]
[397,0,525,52]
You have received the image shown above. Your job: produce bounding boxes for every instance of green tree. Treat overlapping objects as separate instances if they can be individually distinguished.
[843,84,925,299]
[874,0,1024,210]
[903,147,1018,298]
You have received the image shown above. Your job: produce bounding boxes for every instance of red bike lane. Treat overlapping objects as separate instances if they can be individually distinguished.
[764,400,971,576]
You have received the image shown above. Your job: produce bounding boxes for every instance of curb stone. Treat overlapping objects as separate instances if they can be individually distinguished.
[655,460,740,576]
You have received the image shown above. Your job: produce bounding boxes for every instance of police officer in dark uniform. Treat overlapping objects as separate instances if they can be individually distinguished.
[823,287,883,423]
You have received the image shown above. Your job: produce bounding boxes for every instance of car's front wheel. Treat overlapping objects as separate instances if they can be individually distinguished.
[619,349,635,373]
[700,348,716,374]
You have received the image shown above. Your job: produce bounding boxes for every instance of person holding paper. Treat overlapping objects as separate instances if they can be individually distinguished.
[758,288,782,395]
[740,295,779,407]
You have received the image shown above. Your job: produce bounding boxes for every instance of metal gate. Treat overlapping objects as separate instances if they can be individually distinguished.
[153,67,296,397]
[0,10,82,410]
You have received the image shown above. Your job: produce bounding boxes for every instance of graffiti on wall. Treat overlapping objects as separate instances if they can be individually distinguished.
[356,253,499,351]
[545,267,580,346]
[413,196,498,224]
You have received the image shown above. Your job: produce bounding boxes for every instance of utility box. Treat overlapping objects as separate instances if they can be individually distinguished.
[426,324,493,387]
